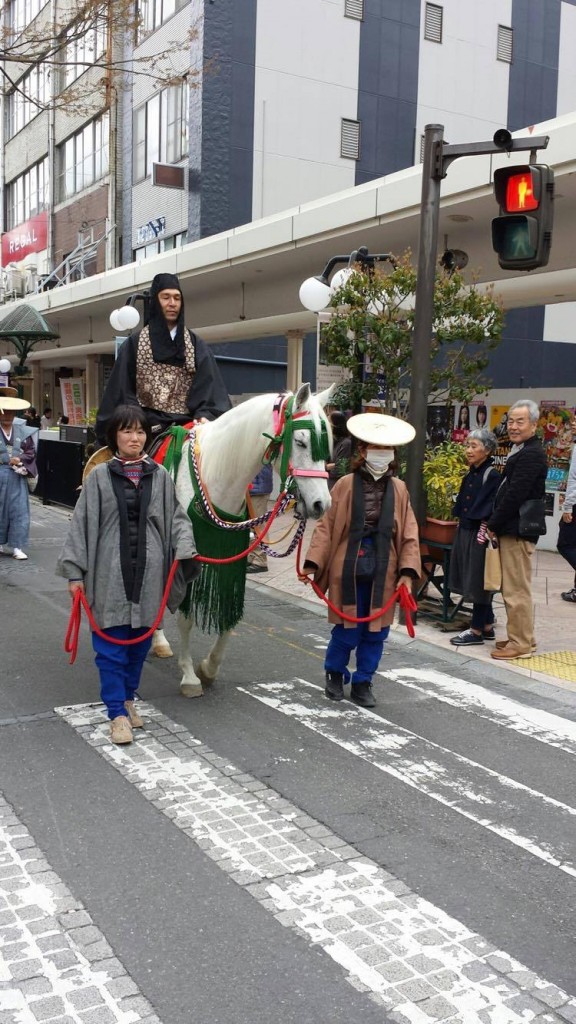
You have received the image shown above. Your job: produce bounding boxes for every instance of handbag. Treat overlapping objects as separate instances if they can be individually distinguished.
[518,498,546,538]
[27,475,38,494]
[355,538,376,583]
[484,538,502,592]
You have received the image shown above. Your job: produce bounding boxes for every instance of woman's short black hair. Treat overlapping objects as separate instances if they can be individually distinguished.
[105,405,151,452]
[330,410,348,439]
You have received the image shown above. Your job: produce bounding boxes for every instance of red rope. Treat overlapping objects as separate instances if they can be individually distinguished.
[295,536,417,636]
[64,560,181,665]
[194,489,293,564]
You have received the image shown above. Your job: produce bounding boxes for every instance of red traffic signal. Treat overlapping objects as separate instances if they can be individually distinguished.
[492,164,554,271]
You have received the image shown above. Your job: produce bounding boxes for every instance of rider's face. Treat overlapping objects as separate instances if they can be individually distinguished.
[157,289,182,326]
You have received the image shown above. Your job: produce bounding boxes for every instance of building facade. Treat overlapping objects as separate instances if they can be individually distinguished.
[1,0,576,409]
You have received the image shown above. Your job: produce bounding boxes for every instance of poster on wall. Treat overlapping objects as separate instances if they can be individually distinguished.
[489,405,512,470]
[451,403,470,442]
[60,378,85,426]
[539,403,573,504]
[426,405,452,446]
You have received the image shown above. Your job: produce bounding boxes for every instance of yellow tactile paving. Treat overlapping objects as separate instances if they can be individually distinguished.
[508,651,576,682]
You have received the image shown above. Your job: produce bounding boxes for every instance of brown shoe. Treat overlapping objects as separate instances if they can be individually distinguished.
[495,640,536,651]
[125,700,144,728]
[110,716,133,744]
[491,644,532,661]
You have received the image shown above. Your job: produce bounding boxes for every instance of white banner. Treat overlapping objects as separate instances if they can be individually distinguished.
[59,378,85,426]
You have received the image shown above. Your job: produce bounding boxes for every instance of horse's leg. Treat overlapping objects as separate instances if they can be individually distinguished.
[151,628,173,658]
[177,612,204,698]
[196,631,231,688]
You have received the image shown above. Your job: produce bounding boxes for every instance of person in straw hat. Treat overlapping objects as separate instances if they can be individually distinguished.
[300,413,420,708]
[0,387,37,560]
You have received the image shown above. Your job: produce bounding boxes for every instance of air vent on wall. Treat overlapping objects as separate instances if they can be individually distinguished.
[341,119,361,160]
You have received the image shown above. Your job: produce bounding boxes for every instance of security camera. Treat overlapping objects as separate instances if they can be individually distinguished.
[493,128,513,151]
[440,249,469,273]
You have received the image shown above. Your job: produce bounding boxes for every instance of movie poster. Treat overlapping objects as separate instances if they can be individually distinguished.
[426,405,451,446]
[451,403,470,442]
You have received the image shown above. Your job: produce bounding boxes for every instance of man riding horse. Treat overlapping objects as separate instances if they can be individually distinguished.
[95,272,231,446]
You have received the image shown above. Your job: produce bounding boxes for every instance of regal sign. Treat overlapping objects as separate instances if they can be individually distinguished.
[1,212,48,263]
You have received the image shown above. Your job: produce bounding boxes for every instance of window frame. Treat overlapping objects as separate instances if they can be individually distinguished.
[5,158,49,230]
[58,113,110,200]
[132,82,189,182]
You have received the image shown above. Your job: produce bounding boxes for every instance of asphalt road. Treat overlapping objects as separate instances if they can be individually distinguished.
[1,501,575,1024]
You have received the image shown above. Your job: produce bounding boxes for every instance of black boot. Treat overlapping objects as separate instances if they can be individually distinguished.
[325,671,344,701]
[350,681,376,708]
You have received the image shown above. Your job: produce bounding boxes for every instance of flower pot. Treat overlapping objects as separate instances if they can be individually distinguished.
[420,517,457,563]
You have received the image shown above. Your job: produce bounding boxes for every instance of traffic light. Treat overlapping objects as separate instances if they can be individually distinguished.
[492,164,554,270]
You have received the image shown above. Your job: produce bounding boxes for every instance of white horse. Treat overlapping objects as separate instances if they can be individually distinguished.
[152,382,336,696]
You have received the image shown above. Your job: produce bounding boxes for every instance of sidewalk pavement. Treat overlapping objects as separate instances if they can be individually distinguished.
[247,518,576,694]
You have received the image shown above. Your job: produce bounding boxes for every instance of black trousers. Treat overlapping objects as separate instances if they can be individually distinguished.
[557,517,576,587]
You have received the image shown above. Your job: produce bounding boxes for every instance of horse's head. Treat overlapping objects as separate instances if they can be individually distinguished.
[285,382,337,520]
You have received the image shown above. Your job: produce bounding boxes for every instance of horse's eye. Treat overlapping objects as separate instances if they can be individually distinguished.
[295,439,307,449]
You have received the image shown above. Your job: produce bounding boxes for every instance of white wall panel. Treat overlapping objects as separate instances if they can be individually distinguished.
[544,302,576,344]
[253,0,360,217]
[416,0,512,158]
[557,3,576,116]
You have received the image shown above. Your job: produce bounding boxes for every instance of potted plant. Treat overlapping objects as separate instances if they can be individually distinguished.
[421,439,468,553]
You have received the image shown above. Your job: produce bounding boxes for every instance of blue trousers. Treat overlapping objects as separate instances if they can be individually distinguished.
[470,601,495,632]
[324,580,390,685]
[557,519,576,587]
[91,626,152,720]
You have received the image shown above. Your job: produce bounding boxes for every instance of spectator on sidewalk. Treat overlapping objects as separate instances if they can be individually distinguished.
[448,429,501,647]
[57,405,200,745]
[0,388,37,560]
[557,418,576,602]
[40,407,53,430]
[246,464,273,575]
[326,411,352,491]
[486,400,547,660]
[299,413,420,709]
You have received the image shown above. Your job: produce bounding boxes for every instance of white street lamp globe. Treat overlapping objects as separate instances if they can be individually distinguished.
[329,267,354,295]
[110,305,140,333]
[0,358,11,374]
[299,276,331,313]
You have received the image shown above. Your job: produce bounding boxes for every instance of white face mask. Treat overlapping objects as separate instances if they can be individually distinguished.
[364,449,394,479]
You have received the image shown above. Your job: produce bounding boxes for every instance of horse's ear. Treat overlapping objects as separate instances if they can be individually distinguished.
[316,383,338,409]
[293,382,311,411]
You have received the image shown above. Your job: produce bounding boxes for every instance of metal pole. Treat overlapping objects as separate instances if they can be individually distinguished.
[405,123,444,522]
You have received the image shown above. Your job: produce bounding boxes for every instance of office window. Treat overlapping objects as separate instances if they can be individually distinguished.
[341,118,361,160]
[497,25,513,63]
[6,0,47,34]
[59,114,109,199]
[133,82,189,181]
[6,158,48,230]
[6,63,50,138]
[344,0,364,20]
[134,231,187,261]
[424,3,443,43]
[63,17,107,86]
[136,0,187,41]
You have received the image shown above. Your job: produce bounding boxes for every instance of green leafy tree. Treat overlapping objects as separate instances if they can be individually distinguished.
[322,251,504,416]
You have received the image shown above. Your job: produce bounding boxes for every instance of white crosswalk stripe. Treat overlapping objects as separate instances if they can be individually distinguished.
[378,667,576,756]
[243,679,576,879]
[51,697,576,1024]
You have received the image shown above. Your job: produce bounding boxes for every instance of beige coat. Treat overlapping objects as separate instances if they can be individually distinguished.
[304,474,421,631]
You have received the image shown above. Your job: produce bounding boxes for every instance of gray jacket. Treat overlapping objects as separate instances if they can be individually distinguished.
[56,460,200,628]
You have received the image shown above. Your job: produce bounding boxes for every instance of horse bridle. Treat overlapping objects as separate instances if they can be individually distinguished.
[263,393,330,492]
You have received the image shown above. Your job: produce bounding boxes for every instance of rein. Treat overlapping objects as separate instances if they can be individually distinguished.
[295,535,417,636]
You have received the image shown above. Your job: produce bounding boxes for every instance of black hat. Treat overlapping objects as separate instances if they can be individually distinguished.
[150,273,182,299]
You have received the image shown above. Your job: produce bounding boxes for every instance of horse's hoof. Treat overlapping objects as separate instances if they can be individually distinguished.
[196,664,216,688]
[180,682,203,698]
[152,643,173,659]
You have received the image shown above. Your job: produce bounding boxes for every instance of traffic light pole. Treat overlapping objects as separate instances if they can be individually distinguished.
[404,123,550,523]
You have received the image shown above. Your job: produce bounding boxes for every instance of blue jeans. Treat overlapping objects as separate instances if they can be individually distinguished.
[91,626,152,720]
[324,579,390,686]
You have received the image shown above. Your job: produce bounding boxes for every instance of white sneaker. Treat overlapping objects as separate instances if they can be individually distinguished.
[12,549,28,560]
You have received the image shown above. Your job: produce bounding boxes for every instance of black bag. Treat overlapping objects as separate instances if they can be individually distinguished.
[518,498,547,538]
[355,538,376,582]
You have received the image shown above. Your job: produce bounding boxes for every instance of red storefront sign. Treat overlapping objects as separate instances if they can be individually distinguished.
[1,213,48,263]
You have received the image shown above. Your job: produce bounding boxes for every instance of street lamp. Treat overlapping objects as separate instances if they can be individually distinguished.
[109,301,141,334]
[299,247,396,412]
[0,358,11,375]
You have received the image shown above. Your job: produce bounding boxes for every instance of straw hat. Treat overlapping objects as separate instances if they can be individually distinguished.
[82,446,113,483]
[346,413,416,447]
[0,386,30,412]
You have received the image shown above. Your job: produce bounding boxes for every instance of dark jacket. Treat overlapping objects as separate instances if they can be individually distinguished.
[95,330,231,444]
[452,459,501,530]
[486,436,547,539]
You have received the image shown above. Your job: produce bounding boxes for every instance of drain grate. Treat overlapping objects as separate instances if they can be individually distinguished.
[508,650,576,682]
